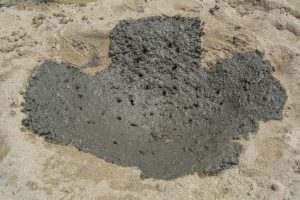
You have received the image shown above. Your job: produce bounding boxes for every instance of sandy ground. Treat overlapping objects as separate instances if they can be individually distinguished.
[0,0,299,199]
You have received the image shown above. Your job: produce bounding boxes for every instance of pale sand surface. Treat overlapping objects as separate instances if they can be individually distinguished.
[0,0,299,199]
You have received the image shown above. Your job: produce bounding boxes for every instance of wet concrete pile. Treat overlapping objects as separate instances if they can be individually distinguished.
[22,16,287,179]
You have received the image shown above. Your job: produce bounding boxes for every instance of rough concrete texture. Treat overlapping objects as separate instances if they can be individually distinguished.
[22,16,287,180]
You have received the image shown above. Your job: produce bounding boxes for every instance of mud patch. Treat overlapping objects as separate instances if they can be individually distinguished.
[22,16,287,180]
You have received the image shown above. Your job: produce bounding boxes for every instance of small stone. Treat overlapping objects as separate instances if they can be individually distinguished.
[209,5,220,15]
[129,121,138,127]
[53,13,66,18]
[82,16,88,21]
[234,25,241,30]
[136,6,144,13]
[32,14,46,27]
[59,18,72,24]
[271,183,279,191]
[232,36,241,45]
[79,3,87,7]
[294,160,300,173]
[17,50,24,56]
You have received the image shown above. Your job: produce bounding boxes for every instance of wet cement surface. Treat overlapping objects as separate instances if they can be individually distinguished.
[22,16,287,180]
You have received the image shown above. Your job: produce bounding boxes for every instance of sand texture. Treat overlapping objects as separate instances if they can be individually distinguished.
[0,0,300,199]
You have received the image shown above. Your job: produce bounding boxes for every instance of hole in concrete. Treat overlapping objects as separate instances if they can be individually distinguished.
[22,16,287,180]
[116,116,122,120]
[138,72,144,78]
[116,97,122,103]
[128,96,135,106]
[143,48,147,54]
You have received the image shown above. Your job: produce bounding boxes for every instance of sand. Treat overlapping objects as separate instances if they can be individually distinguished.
[0,0,300,199]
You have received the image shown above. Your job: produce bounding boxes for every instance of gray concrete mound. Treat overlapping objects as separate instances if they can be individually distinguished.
[22,16,287,180]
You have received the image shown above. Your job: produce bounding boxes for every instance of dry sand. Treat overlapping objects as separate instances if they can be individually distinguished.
[0,0,299,199]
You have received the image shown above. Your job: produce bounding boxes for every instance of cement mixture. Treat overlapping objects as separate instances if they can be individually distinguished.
[22,16,287,180]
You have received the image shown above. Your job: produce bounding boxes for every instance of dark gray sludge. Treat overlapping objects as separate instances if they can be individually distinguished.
[22,16,287,179]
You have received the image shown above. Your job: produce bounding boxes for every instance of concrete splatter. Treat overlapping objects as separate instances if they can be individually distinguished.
[22,16,287,179]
